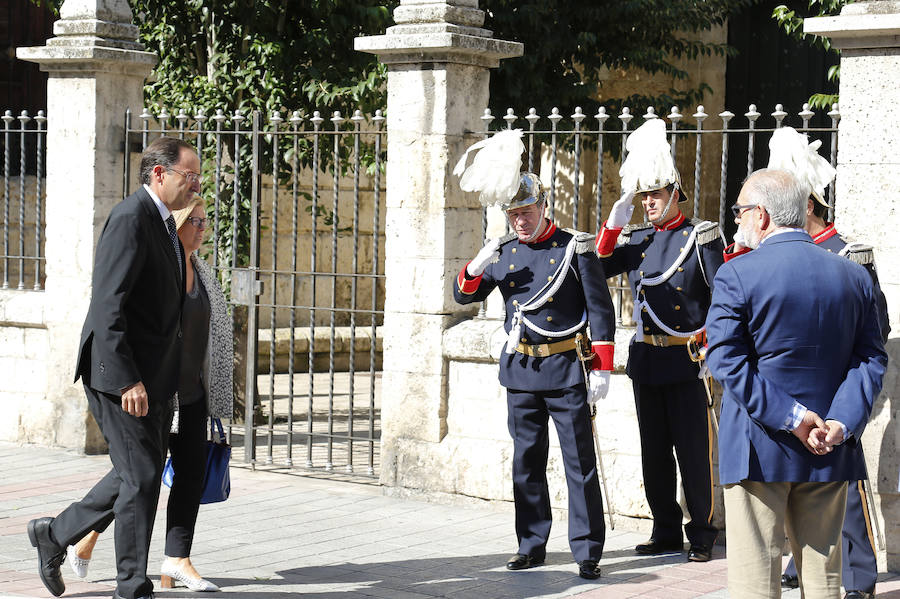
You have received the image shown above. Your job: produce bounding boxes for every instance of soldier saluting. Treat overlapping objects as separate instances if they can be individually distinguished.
[453,130,616,580]
[594,119,724,563]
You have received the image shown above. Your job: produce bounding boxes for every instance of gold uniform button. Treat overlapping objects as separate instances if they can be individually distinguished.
[683,230,689,236]
[512,300,519,306]
[639,289,645,295]
[639,271,644,276]
[642,307,648,313]
[641,252,646,258]
[677,267,684,272]
[547,276,553,281]
[827,249,833,253]
[675,325,681,330]
[644,235,650,241]
[547,337,553,342]
[509,281,515,287]
[550,258,556,264]
[521,338,527,343]
[676,286,682,291]
[546,316,553,322]
[679,247,684,251]
[674,305,681,310]
[547,296,554,302]
[509,264,515,270]
[644,326,650,332]
[511,248,517,253]
[552,241,558,247]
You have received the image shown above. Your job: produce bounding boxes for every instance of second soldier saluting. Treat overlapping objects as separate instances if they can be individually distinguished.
[453,130,616,580]
[594,119,724,562]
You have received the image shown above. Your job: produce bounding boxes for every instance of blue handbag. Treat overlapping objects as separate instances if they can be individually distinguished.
[162,418,231,504]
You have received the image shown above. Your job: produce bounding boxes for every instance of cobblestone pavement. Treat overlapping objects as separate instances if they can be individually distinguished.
[1,442,897,599]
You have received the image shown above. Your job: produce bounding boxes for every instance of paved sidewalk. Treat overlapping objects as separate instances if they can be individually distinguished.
[1,443,897,599]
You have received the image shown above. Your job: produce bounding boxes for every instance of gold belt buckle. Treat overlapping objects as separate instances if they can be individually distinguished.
[533,344,548,357]
[651,334,668,347]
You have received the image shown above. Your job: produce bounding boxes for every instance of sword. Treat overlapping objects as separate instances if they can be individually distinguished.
[576,333,615,530]
[688,333,718,437]
[860,457,885,551]
[591,405,615,530]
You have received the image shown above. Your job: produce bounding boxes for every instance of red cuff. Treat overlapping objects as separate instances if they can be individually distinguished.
[456,264,483,294]
[595,222,622,258]
[590,341,614,371]
[723,242,752,262]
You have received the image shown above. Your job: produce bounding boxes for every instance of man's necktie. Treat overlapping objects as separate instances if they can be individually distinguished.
[165,215,183,279]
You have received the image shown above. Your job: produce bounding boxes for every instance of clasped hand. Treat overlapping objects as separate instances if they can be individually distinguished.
[791,409,844,455]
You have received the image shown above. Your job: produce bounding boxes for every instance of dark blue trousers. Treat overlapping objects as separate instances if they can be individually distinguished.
[506,385,605,562]
[784,480,877,593]
[632,379,718,549]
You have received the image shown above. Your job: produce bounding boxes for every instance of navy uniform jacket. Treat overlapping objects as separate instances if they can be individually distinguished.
[706,230,887,485]
[454,222,615,392]
[595,212,724,385]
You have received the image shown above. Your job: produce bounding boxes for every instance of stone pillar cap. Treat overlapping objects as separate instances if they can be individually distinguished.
[16,0,156,72]
[805,1,900,48]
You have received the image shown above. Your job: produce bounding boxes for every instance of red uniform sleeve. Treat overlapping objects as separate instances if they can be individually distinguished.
[594,222,622,258]
[591,341,614,371]
[456,263,483,295]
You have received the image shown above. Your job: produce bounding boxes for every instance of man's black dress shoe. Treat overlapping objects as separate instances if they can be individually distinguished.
[780,574,799,589]
[113,592,154,599]
[578,560,601,580]
[506,554,544,570]
[635,538,684,555]
[27,517,66,597]
[844,591,874,599]
[687,545,711,562]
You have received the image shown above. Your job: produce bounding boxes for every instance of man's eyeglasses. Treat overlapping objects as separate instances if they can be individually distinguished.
[167,167,203,185]
[730,203,758,218]
[186,216,208,230]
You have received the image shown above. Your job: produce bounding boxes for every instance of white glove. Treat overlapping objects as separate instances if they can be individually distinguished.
[607,190,636,229]
[588,370,611,405]
[466,238,501,277]
[732,227,746,248]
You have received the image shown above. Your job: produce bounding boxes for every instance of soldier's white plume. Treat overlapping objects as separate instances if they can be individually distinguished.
[454,129,525,207]
[619,119,679,196]
[767,127,836,206]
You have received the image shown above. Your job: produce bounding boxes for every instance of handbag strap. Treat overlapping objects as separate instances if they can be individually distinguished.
[209,418,226,444]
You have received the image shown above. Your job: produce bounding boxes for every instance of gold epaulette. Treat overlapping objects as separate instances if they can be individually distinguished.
[563,228,596,254]
[692,219,722,245]
[841,242,875,266]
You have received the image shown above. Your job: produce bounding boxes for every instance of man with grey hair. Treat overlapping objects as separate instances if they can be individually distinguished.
[705,169,886,598]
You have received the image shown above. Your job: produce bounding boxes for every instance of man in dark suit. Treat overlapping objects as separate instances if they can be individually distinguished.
[27,136,200,599]
[705,169,887,599]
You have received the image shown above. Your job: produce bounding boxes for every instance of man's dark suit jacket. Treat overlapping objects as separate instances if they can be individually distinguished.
[75,187,184,403]
[705,230,887,486]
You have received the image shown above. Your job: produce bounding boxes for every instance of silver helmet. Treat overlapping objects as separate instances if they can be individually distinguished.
[503,172,548,211]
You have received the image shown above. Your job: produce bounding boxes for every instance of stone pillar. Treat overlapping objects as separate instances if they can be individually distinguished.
[355,1,522,485]
[17,0,156,451]
[806,0,900,572]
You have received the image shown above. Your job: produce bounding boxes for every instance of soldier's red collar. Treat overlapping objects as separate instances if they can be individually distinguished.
[654,211,685,231]
[812,222,838,245]
[528,220,556,244]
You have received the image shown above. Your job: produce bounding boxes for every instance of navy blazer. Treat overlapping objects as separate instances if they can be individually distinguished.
[705,230,886,485]
[75,187,185,403]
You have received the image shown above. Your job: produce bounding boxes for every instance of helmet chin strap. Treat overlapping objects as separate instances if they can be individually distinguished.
[516,200,548,243]
[647,185,679,225]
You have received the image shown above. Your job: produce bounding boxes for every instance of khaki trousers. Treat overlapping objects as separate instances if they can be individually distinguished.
[724,480,847,599]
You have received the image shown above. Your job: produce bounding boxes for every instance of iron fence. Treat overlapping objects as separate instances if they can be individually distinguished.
[123,107,385,478]
[0,110,47,291]
[479,102,840,323]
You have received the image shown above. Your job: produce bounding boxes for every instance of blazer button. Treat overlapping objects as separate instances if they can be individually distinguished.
[674,305,681,311]
[509,281,516,287]
[511,247,517,253]
[546,316,553,322]
[677,267,684,272]
[547,296,554,302]
[512,300,518,306]
[683,230,689,236]
[550,258,556,264]
[547,276,553,281]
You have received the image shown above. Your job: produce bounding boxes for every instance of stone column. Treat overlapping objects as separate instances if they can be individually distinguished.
[355,1,522,485]
[17,0,156,451]
[806,0,900,572]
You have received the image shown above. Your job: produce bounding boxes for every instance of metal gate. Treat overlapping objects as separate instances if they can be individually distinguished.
[123,107,386,478]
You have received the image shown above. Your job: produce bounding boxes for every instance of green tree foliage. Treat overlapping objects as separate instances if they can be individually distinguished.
[483,0,756,118]
[772,0,849,108]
